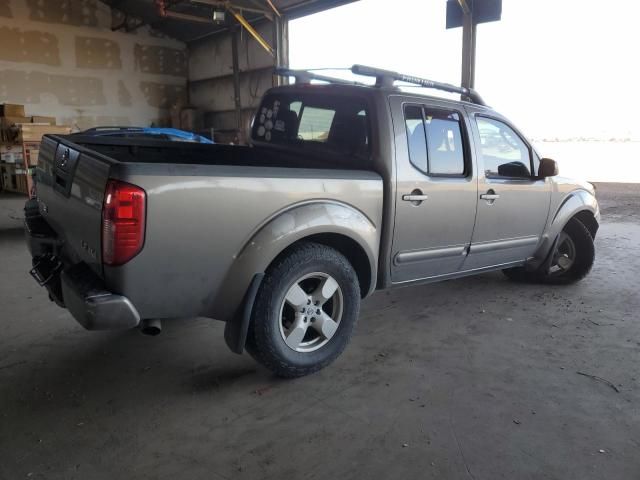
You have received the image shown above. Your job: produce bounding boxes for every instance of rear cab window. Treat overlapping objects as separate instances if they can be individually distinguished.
[252,91,370,159]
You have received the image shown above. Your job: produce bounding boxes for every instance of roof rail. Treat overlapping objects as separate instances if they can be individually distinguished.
[351,64,486,106]
[81,126,144,132]
[274,67,367,86]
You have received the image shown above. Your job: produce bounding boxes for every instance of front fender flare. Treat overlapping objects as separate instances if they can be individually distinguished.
[529,189,599,269]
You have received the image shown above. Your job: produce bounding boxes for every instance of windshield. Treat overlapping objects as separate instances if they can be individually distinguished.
[251,91,370,158]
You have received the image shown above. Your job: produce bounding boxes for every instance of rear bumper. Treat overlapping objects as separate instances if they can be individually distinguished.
[60,264,140,330]
[25,201,140,331]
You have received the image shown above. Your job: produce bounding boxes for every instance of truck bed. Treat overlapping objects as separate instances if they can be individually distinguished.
[68,135,373,170]
[34,134,383,323]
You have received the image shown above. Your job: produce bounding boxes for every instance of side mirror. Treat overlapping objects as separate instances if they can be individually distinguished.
[538,158,559,178]
[497,161,530,178]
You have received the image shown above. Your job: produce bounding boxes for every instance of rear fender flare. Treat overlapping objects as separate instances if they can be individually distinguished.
[214,201,379,324]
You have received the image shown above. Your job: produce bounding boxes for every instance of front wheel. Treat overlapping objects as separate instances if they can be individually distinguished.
[503,217,595,285]
[246,242,360,378]
[539,217,595,284]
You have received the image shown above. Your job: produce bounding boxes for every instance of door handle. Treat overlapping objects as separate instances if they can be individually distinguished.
[480,189,500,201]
[402,194,429,202]
[480,193,500,200]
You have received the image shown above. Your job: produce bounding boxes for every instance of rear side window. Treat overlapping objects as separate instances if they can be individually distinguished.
[405,106,428,171]
[404,105,466,176]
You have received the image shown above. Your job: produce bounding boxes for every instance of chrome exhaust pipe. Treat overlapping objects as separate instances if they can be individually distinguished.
[140,318,162,336]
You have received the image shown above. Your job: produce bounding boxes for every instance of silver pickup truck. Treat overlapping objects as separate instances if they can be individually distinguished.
[25,65,599,377]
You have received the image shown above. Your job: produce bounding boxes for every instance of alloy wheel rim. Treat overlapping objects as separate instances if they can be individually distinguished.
[550,231,576,275]
[278,272,344,353]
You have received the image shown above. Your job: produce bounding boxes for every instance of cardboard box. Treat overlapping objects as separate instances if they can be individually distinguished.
[1,171,14,189]
[1,116,31,128]
[179,108,202,131]
[24,144,40,166]
[17,125,71,142]
[1,144,24,164]
[15,173,28,193]
[0,103,26,117]
[31,116,56,125]
[0,168,28,193]
[0,129,17,143]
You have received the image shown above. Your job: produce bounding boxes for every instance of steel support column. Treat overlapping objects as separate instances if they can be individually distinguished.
[460,6,477,90]
[231,27,243,143]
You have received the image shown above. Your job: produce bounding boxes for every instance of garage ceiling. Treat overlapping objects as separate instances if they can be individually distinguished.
[102,0,358,42]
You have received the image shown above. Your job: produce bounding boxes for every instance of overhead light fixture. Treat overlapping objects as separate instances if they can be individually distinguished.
[212,8,225,22]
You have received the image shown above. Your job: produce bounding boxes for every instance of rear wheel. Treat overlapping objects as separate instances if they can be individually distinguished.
[246,242,360,378]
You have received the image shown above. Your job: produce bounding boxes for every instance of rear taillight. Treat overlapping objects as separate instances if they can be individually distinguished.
[102,179,146,266]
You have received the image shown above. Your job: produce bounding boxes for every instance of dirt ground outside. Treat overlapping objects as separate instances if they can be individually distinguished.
[0,183,638,479]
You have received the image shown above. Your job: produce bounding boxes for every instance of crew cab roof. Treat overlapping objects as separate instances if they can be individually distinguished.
[266,82,493,112]
[272,65,492,111]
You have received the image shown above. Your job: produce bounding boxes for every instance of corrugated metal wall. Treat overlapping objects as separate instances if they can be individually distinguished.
[187,19,288,143]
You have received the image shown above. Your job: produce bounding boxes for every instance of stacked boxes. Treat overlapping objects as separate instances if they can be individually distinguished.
[0,103,71,194]
[16,124,72,142]
[0,104,26,117]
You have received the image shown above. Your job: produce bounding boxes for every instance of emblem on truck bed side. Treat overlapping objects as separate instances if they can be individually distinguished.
[80,239,97,259]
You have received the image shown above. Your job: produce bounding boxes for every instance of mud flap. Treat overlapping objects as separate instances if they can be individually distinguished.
[528,234,560,275]
[224,273,264,354]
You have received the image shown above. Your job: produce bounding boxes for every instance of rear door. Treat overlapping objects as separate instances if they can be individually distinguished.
[463,113,551,269]
[390,96,478,283]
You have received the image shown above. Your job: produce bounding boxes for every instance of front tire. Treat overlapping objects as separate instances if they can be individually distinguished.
[246,242,360,378]
[502,217,595,285]
[539,217,595,284]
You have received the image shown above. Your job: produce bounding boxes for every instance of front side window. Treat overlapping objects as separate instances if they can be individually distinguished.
[251,93,369,158]
[404,105,466,176]
[476,117,532,178]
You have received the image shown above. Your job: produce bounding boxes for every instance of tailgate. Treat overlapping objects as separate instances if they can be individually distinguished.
[35,135,113,275]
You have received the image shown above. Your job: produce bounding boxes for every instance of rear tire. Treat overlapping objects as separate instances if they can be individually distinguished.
[246,242,360,378]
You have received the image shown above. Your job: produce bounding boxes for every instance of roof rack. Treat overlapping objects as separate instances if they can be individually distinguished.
[274,67,366,86]
[351,64,486,106]
[273,65,486,106]
[81,126,145,133]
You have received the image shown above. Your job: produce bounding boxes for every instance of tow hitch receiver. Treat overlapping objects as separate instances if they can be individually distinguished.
[30,255,62,287]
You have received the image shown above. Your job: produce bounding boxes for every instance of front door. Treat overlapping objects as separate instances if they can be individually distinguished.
[464,114,551,269]
[390,96,478,283]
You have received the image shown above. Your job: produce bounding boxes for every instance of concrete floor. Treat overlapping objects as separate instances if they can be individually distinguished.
[1,184,639,480]
[0,192,25,230]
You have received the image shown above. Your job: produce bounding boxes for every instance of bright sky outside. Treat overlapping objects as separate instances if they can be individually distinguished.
[289,0,640,142]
